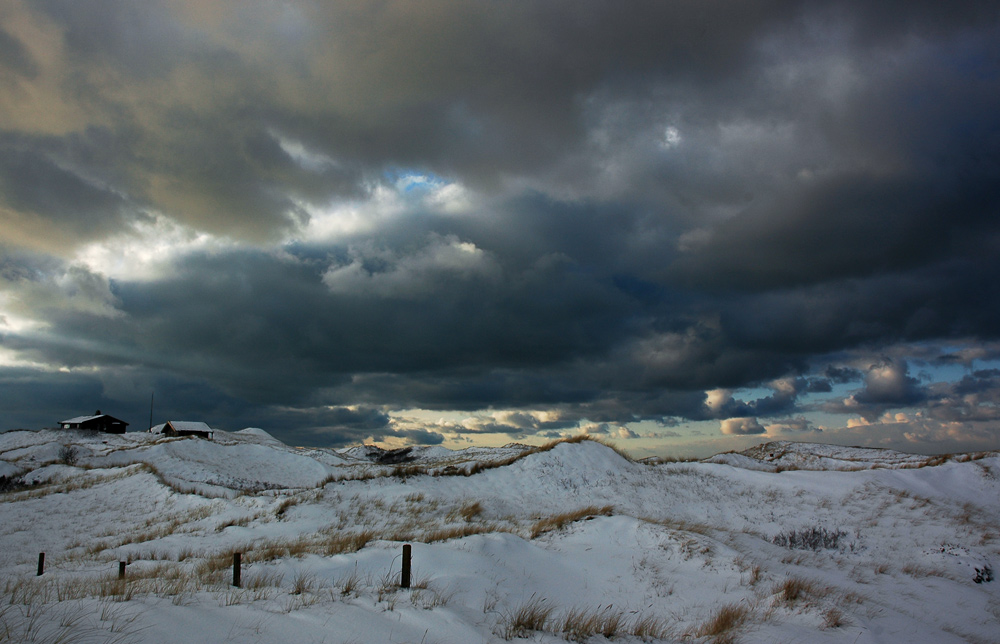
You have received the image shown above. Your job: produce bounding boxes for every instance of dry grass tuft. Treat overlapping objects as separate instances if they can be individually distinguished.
[901,562,948,579]
[497,595,556,640]
[420,523,513,543]
[558,606,626,641]
[530,505,614,538]
[336,567,362,597]
[243,568,283,591]
[448,500,483,522]
[493,595,670,643]
[629,613,674,641]
[823,606,846,628]
[775,576,824,604]
[694,602,750,641]
[290,570,318,596]
[322,529,376,556]
[1,465,146,501]
[0,598,143,644]
[274,497,300,519]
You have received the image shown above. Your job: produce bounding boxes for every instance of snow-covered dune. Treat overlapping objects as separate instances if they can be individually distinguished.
[1,430,997,643]
[705,440,963,471]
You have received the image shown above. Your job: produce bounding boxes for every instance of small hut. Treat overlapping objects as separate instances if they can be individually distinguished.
[58,411,129,434]
[159,421,214,440]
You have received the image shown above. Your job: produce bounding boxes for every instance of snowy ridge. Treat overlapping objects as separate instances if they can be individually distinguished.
[704,440,991,472]
[1,431,998,643]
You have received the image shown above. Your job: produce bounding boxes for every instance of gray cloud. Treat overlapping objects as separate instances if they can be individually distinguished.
[766,417,817,434]
[0,26,37,79]
[0,1,998,450]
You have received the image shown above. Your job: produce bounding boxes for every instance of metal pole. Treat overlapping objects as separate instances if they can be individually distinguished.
[37,552,44,576]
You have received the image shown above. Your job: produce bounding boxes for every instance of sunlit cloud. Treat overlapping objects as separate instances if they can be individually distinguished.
[322,234,500,298]
[660,125,681,149]
[73,212,240,282]
[720,417,766,435]
[273,133,340,173]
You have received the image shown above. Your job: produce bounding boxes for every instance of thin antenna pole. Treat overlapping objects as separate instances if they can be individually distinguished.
[149,391,154,432]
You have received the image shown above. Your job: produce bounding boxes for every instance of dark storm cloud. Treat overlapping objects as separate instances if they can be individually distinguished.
[914,370,1000,426]
[0,0,989,242]
[0,26,37,79]
[704,381,803,420]
[819,357,928,420]
[1,1,999,447]
[2,239,636,404]
[0,140,130,244]
[223,405,396,448]
[0,367,105,429]
[824,366,863,385]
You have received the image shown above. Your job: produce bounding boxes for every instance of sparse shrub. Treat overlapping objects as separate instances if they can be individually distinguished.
[973,565,993,584]
[771,526,848,551]
[0,474,29,494]
[366,445,416,464]
[58,445,79,466]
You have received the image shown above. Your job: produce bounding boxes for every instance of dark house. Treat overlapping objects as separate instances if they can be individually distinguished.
[59,410,129,434]
[160,420,214,440]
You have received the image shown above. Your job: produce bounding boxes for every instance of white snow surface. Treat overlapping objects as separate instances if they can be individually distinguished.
[1,431,998,643]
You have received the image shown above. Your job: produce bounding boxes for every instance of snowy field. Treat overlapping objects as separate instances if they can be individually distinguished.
[1,429,998,643]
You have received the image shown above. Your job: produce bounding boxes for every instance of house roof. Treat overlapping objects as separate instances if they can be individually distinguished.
[59,414,127,425]
[60,415,103,424]
[165,421,213,433]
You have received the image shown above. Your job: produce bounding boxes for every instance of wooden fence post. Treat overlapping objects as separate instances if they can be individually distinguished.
[233,552,242,588]
[119,562,127,579]
[37,552,44,576]
[401,544,411,589]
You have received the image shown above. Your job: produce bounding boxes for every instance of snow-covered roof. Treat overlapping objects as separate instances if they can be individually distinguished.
[60,414,128,425]
[60,415,104,424]
[165,421,213,433]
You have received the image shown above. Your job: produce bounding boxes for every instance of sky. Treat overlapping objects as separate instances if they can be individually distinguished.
[1,0,999,458]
